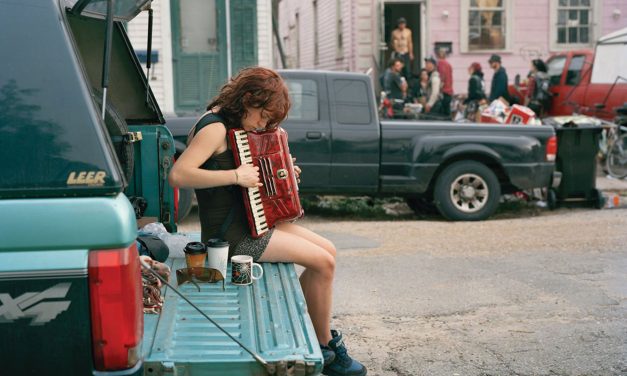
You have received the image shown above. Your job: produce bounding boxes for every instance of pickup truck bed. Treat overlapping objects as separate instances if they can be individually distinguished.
[142,241,324,376]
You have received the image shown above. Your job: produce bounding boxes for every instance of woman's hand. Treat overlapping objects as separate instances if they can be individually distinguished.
[235,164,262,188]
[292,157,301,183]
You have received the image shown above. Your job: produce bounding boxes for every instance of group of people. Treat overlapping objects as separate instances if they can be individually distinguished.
[382,18,552,120]
[382,37,454,118]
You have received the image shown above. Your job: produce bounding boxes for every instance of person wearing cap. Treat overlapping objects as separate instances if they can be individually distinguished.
[423,55,442,114]
[436,47,453,117]
[488,54,510,102]
[390,17,413,79]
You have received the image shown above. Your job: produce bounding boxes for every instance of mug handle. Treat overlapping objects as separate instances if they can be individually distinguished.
[251,263,264,280]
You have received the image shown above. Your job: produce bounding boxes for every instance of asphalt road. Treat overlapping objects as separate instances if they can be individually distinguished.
[304,209,627,376]
[179,206,627,375]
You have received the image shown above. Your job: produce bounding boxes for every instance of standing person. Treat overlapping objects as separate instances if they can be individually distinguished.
[465,62,486,103]
[436,47,454,117]
[464,62,486,120]
[169,67,367,376]
[488,54,510,103]
[423,56,442,115]
[526,58,551,117]
[390,17,413,79]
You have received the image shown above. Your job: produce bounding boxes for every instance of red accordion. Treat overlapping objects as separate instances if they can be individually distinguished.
[228,127,304,238]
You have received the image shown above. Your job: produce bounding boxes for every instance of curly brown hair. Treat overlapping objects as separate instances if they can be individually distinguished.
[207,67,291,129]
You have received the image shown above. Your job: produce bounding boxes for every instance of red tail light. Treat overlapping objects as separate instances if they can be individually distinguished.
[173,156,180,222]
[89,244,143,371]
[173,187,180,222]
[546,135,557,162]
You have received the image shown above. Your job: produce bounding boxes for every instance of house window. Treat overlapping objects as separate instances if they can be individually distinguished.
[550,0,598,50]
[336,0,343,58]
[557,0,591,45]
[461,0,511,53]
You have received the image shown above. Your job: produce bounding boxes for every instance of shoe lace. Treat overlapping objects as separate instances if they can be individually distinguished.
[333,340,351,365]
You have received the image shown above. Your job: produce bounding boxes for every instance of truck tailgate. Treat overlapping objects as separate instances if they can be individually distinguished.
[143,257,323,376]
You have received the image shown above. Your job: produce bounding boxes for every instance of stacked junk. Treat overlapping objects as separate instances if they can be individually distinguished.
[477,99,607,210]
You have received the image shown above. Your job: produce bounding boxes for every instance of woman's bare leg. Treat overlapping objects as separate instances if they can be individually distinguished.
[258,224,336,345]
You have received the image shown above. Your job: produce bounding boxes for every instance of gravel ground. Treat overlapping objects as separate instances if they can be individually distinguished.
[179,206,627,375]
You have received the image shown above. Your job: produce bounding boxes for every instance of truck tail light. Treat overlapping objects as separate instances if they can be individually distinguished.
[546,135,557,162]
[173,187,180,222]
[88,244,143,371]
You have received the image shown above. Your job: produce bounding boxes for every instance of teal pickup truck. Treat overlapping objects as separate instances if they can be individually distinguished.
[0,1,322,375]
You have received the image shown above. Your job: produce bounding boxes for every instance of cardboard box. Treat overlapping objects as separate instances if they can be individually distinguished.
[505,104,536,125]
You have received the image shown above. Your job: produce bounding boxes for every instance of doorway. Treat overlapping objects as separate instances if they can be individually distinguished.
[383,2,422,78]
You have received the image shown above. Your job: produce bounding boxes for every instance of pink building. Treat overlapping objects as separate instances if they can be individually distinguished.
[276,0,627,95]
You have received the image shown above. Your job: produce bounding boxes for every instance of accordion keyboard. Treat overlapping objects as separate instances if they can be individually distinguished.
[232,130,269,234]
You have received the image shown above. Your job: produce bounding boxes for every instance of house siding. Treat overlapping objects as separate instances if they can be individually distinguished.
[278,0,626,98]
[258,0,273,67]
[602,0,627,36]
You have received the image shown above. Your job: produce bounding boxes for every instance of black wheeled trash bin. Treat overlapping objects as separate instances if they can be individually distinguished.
[551,121,604,208]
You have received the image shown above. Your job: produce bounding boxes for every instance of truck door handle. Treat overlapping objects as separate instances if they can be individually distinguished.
[306,131,322,140]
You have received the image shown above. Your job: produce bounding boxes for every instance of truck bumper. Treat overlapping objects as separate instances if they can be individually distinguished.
[504,163,555,190]
[93,361,143,376]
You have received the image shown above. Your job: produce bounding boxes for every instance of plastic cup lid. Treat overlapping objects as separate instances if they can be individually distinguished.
[207,238,229,248]
[184,241,206,254]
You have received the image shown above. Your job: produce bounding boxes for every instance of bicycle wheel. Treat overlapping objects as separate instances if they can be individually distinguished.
[606,133,627,179]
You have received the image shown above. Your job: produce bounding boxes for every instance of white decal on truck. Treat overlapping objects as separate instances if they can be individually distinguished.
[0,283,72,326]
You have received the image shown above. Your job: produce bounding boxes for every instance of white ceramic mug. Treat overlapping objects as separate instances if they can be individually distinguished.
[230,255,263,285]
[207,238,229,280]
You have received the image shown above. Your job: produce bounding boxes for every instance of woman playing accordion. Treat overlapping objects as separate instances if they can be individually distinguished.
[168,67,367,376]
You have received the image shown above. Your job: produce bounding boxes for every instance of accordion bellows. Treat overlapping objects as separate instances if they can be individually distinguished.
[228,127,304,238]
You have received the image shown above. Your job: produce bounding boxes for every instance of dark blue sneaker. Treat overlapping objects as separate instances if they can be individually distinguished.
[322,330,367,376]
[320,344,336,366]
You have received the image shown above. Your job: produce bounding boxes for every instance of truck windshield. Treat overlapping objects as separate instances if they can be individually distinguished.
[566,55,586,86]
[547,56,566,86]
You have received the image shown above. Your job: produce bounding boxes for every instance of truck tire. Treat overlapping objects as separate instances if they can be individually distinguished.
[93,90,134,183]
[434,161,500,221]
[173,140,195,222]
[177,188,194,222]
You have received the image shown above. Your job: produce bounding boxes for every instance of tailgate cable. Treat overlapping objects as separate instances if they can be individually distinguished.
[140,259,270,369]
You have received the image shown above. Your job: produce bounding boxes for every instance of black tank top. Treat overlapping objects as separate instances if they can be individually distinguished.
[193,113,248,251]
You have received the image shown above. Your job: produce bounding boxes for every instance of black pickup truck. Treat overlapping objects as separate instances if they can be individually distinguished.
[168,70,557,221]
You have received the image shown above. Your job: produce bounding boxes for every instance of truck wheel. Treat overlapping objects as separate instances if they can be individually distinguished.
[434,161,501,221]
[173,141,195,222]
[547,188,558,210]
[93,90,134,183]
[177,188,194,222]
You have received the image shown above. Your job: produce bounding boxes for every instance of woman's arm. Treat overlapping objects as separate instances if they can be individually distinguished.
[168,123,260,189]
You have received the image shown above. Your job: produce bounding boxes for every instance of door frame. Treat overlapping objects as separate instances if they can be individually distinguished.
[170,0,227,114]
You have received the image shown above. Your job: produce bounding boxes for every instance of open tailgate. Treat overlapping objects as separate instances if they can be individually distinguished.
[142,255,324,375]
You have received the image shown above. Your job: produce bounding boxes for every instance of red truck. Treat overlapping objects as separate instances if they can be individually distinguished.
[510,28,627,120]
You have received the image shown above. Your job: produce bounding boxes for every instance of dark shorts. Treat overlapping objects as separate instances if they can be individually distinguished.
[231,229,274,262]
